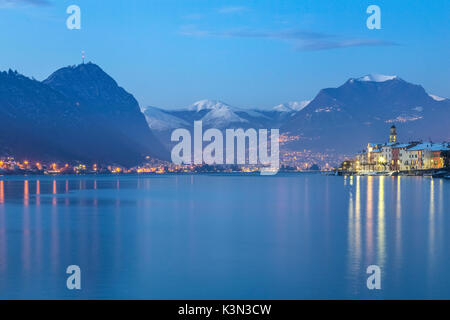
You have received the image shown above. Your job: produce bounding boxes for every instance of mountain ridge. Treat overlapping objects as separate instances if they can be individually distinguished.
[142,76,449,159]
[0,63,167,165]
[1,67,448,165]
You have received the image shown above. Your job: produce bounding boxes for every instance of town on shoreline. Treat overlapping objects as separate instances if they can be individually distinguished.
[2,125,449,178]
[338,125,450,177]
[0,156,321,176]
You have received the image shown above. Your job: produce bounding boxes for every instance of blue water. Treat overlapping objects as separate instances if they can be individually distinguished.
[0,174,449,299]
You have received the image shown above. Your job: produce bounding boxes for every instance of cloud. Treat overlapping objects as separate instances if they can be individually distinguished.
[180,27,330,40]
[217,6,247,14]
[0,0,51,8]
[180,26,399,51]
[296,38,399,51]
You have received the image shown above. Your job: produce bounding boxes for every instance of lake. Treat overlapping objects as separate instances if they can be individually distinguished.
[0,174,449,299]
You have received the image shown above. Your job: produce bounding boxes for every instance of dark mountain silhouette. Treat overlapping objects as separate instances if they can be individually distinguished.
[281,75,450,154]
[0,63,167,165]
[0,69,84,161]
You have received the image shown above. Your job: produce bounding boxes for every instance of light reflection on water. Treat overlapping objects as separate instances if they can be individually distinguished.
[429,179,435,270]
[377,176,385,270]
[0,174,448,299]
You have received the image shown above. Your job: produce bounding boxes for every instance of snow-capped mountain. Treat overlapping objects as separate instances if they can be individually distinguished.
[141,100,273,150]
[3,64,447,165]
[188,99,268,119]
[273,101,311,112]
[142,106,190,130]
[282,75,450,154]
[188,99,232,112]
[429,94,447,101]
[144,99,273,132]
[200,104,248,126]
[142,76,449,158]
[355,74,398,82]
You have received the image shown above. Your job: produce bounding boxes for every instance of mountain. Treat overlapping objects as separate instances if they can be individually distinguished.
[281,74,450,154]
[355,74,398,82]
[0,69,85,160]
[0,63,167,165]
[187,100,272,126]
[429,94,447,102]
[141,75,449,164]
[142,99,315,135]
[272,101,311,112]
[187,99,231,112]
[142,106,190,131]
[143,100,274,132]
[142,100,279,151]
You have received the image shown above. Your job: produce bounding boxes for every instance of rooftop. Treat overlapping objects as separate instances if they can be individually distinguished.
[408,142,450,151]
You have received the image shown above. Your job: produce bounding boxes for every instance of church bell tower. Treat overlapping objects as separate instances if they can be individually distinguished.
[389,125,397,143]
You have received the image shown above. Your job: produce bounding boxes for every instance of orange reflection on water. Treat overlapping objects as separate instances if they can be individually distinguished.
[396,177,401,218]
[93,180,98,207]
[377,176,386,266]
[24,180,29,206]
[36,180,40,206]
[22,201,31,272]
[429,178,435,267]
[52,180,57,206]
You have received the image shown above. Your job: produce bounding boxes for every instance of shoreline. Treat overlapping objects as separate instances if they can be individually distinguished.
[1,170,449,179]
[338,168,450,178]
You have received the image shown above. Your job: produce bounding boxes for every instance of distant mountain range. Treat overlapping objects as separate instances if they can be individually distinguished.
[1,65,448,166]
[282,75,450,154]
[0,63,166,166]
[144,75,450,157]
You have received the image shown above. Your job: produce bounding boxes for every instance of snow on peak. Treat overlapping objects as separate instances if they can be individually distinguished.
[188,99,233,112]
[273,100,311,112]
[355,74,398,82]
[429,94,447,101]
[142,106,189,131]
[201,105,247,126]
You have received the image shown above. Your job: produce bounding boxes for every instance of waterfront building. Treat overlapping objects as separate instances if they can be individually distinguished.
[392,143,411,171]
[401,144,421,170]
[402,142,450,170]
[389,125,397,143]
[346,126,449,173]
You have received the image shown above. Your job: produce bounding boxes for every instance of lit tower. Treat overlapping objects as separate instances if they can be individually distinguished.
[389,125,397,143]
[81,50,85,64]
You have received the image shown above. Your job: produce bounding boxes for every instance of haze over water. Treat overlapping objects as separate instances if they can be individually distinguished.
[0,174,448,299]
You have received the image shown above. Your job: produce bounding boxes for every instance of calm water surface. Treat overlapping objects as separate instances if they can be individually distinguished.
[0,174,448,299]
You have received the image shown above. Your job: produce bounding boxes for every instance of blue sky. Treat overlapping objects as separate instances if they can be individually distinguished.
[0,0,448,109]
